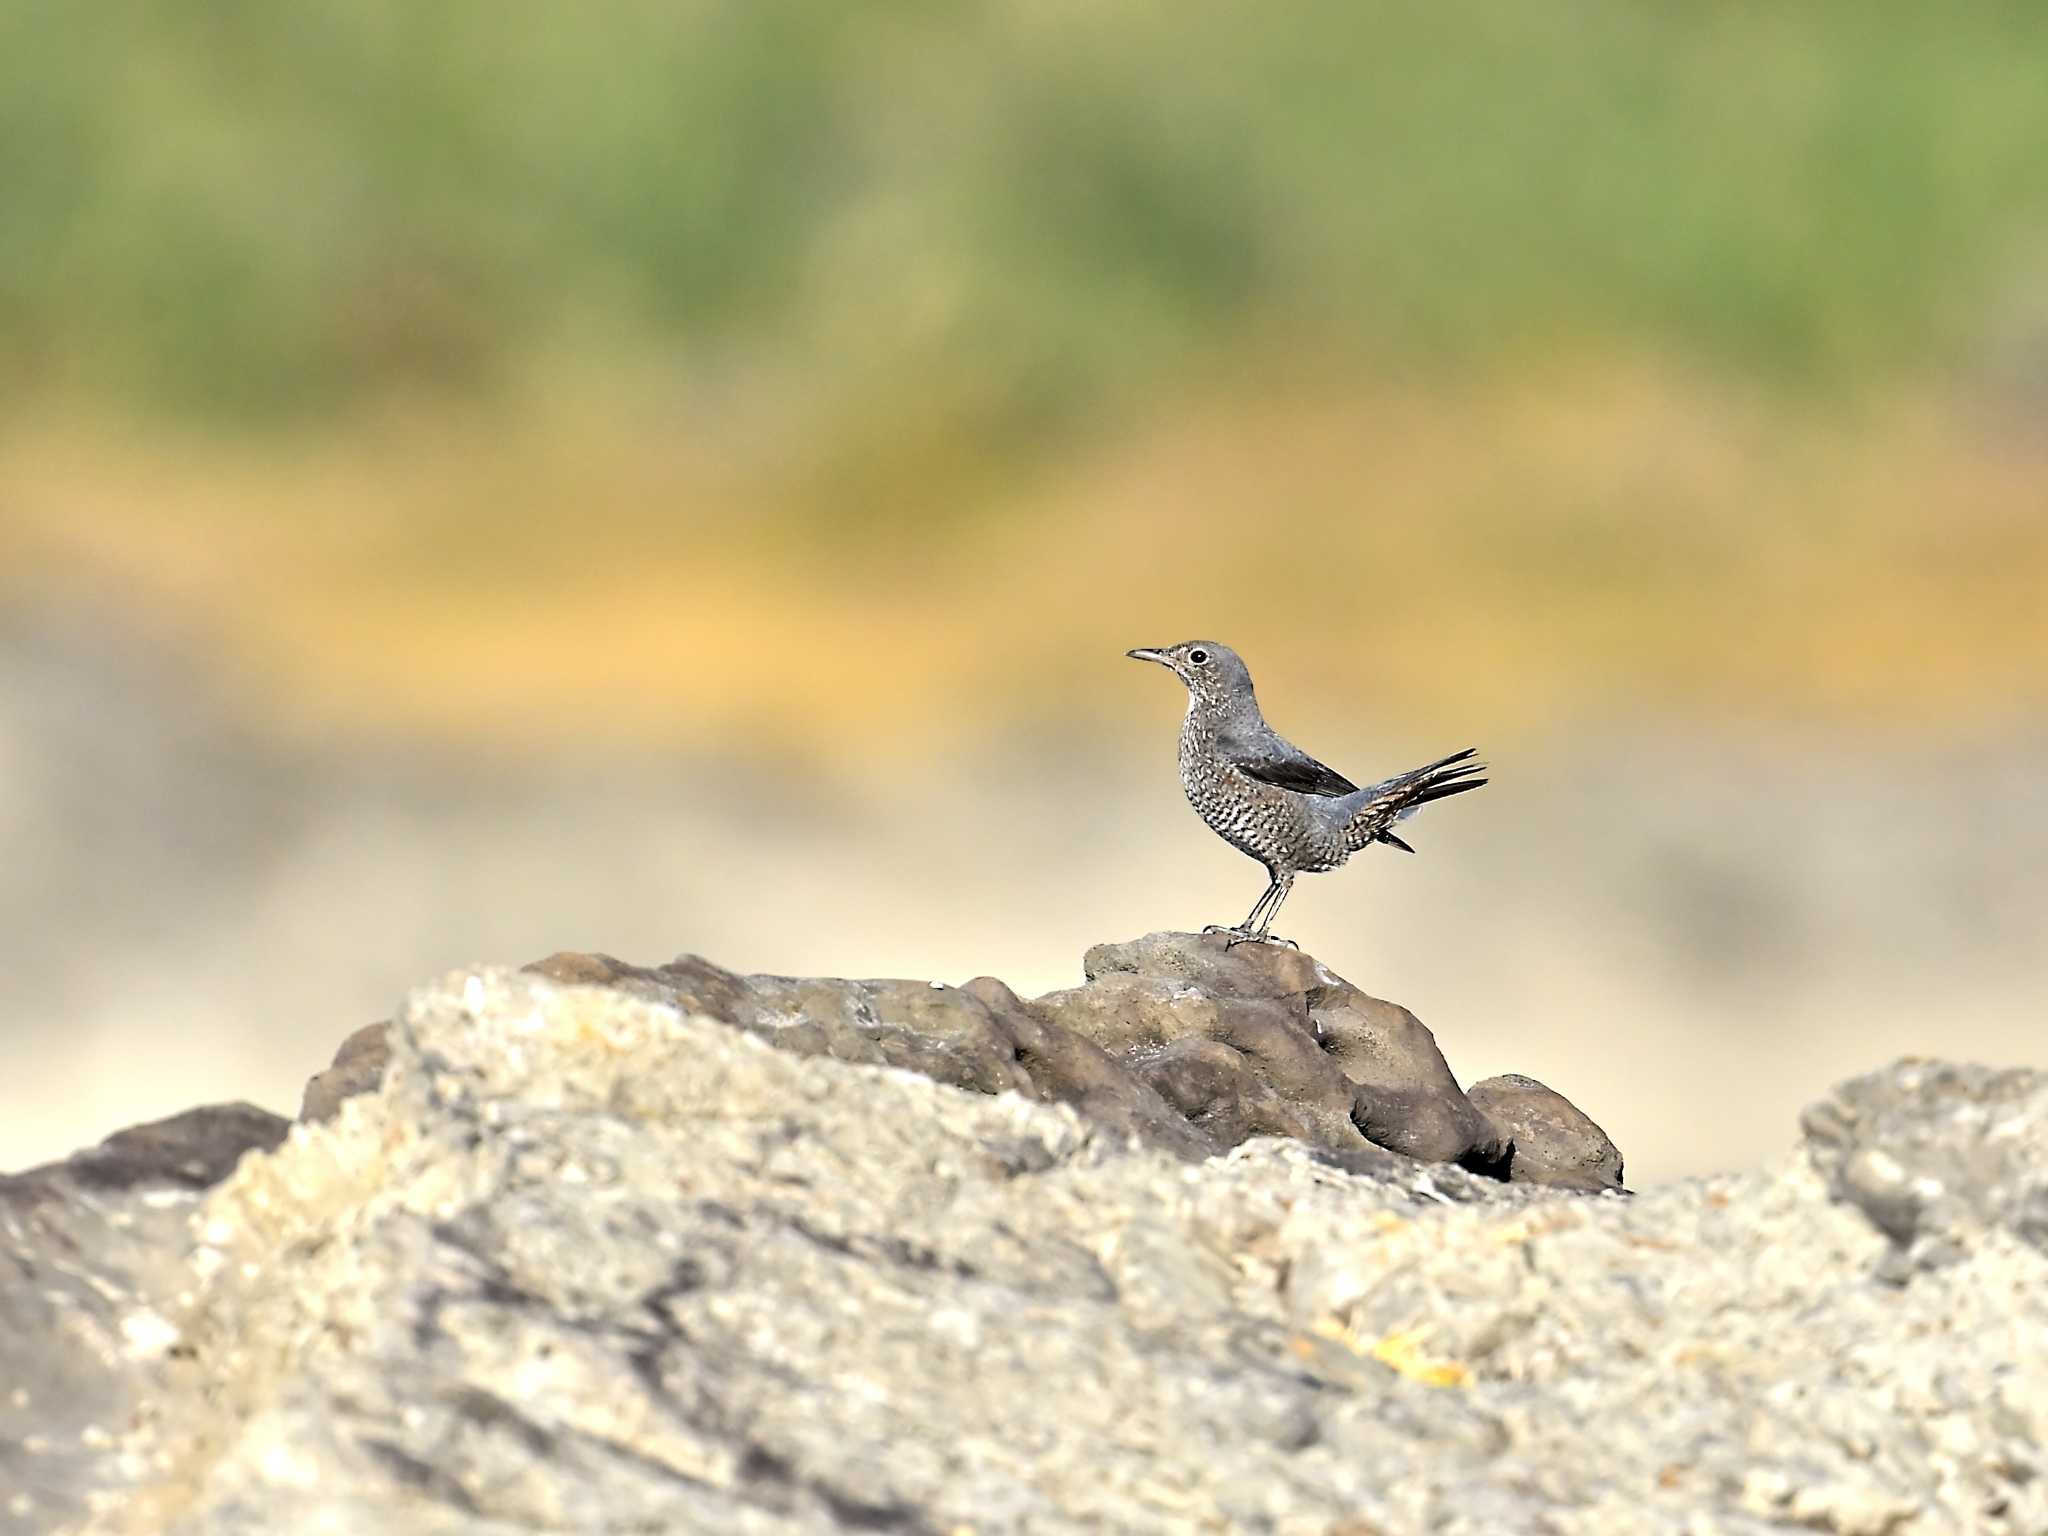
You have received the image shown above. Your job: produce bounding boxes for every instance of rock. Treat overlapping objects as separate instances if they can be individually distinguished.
[1083,928,1328,996]
[1138,1035,1332,1148]
[1040,933,1506,1168]
[5,1102,290,1195]
[304,934,1549,1180]
[58,975,2048,1535]
[744,972,1039,1094]
[1,1104,289,1534]
[526,949,758,1023]
[1034,970,1367,1151]
[298,1021,392,1122]
[527,951,1046,1093]
[1467,1073,1625,1191]
[955,974,1215,1159]
[1309,984,1507,1169]
[1802,1059,2048,1276]
[518,951,1214,1159]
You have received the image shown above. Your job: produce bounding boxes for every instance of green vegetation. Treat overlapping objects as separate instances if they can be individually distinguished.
[6,0,2047,431]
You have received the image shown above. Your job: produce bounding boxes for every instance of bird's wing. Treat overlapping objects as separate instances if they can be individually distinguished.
[1216,721,1360,797]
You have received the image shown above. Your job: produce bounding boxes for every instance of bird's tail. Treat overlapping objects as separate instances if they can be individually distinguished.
[1341,747,1488,853]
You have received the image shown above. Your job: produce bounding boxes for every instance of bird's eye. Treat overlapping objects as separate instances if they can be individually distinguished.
[1188,648,1209,666]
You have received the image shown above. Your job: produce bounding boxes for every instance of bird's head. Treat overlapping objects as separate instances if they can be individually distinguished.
[1125,640,1252,707]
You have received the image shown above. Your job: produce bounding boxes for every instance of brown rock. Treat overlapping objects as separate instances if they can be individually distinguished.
[743,974,1034,1094]
[1309,984,1508,1168]
[525,954,1215,1157]
[4,1102,290,1197]
[1050,931,1507,1170]
[1467,1073,1624,1191]
[525,950,758,1023]
[1138,1037,1327,1148]
[299,1022,393,1123]
[1083,928,1327,998]
[959,976,1215,1158]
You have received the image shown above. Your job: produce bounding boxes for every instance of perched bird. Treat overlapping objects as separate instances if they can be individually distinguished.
[1126,641,1485,946]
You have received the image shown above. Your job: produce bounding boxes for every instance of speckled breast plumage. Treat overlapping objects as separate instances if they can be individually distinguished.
[1177,711,1351,875]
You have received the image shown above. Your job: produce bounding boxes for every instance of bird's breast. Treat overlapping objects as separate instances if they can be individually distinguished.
[1174,742,1348,873]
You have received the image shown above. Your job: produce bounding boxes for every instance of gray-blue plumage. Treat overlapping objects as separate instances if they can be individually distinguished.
[1127,640,1486,943]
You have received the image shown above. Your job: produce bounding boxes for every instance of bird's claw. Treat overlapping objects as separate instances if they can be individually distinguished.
[1216,929,1299,951]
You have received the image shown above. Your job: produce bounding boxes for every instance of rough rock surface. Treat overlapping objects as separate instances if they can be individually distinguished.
[1803,1058,2048,1279]
[1467,1073,1625,1192]
[0,1104,290,1534]
[522,947,1218,1160]
[1038,935,1508,1169]
[329,933,1519,1176]
[5,972,2040,1535]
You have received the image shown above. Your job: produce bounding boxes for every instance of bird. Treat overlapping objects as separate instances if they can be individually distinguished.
[1126,640,1486,947]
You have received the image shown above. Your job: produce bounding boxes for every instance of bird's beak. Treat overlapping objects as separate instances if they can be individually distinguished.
[1126,648,1170,666]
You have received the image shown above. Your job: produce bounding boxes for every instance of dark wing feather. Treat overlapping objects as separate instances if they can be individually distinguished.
[1217,721,1360,797]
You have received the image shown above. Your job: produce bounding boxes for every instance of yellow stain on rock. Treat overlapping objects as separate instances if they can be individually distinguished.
[1310,1317,1471,1389]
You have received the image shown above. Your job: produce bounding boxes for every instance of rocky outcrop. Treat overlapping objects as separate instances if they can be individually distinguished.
[310,933,1552,1180]
[5,972,2043,1535]
[520,947,1218,1160]
[1803,1058,2048,1280]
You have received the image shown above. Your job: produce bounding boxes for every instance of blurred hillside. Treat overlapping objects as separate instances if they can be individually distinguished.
[11,2,2048,416]
[5,0,2048,747]
[2,2,2045,1178]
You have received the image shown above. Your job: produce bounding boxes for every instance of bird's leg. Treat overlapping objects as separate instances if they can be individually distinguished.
[1243,878,1282,932]
[1207,876,1280,942]
[1220,878,1286,948]
[1250,871,1298,948]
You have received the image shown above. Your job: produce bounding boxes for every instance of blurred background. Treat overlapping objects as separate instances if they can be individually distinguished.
[4,0,2045,1184]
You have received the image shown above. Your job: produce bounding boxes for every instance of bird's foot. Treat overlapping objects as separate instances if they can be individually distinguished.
[1202,922,1300,950]
[1221,930,1299,951]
